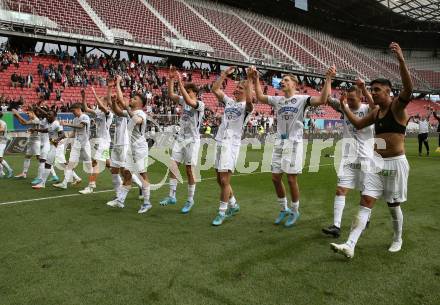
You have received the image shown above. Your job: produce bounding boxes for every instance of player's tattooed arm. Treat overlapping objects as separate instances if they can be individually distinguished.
[168,66,181,104]
[310,65,336,106]
[340,98,376,129]
[212,66,235,101]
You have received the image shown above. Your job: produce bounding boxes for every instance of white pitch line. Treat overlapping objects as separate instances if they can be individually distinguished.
[0,163,335,206]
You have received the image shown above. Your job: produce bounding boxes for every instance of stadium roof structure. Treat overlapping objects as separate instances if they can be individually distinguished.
[377,0,440,22]
[217,0,440,50]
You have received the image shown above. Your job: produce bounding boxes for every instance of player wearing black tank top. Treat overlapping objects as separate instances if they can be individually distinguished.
[330,42,413,258]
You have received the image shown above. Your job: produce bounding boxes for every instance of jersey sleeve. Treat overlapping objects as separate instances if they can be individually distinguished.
[267,96,281,106]
[195,100,205,112]
[221,95,234,107]
[178,96,185,106]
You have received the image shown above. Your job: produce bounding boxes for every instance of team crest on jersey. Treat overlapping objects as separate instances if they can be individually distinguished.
[182,109,194,121]
[279,106,299,120]
[225,107,242,121]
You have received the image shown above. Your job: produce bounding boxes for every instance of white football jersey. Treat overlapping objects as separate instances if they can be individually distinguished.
[39,117,50,143]
[127,109,147,150]
[329,98,374,158]
[48,120,63,141]
[215,95,251,146]
[28,117,40,142]
[94,108,113,142]
[268,95,311,143]
[73,113,90,145]
[113,111,129,146]
[0,120,7,144]
[178,96,204,141]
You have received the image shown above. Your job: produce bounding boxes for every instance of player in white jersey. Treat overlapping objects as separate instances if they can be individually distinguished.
[210,66,253,226]
[107,76,151,214]
[105,77,144,203]
[31,110,66,189]
[322,81,375,238]
[31,107,60,186]
[159,67,205,214]
[248,65,336,227]
[12,108,40,179]
[53,103,92,189]
[0,111,13,178]
[79,88,114,194]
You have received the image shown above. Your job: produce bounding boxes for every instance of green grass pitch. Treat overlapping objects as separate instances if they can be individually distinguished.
[0,137,439,305]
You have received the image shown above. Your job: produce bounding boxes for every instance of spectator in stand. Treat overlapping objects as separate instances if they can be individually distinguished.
[55,88,63,101]
[11,72,19,88]
[18,74,25,88]
[27,55,32,65]
[26,73,33,88]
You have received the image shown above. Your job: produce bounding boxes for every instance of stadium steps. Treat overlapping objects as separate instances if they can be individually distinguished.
[183,0,249,61]
[227,10,298,66]
[76,0,114,42]
[140,0,184,40]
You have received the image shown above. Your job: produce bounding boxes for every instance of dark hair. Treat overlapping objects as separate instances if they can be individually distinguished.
[70,103,83,111]
[370,78,392,88]
[184,83,199,95]
[135,93,147,107]
[347,85,362,96]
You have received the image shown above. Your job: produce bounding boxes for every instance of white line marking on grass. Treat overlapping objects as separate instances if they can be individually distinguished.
[0,163,335,206]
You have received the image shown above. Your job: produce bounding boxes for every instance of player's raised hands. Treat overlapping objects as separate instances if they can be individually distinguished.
[169,66,177,79]
[80,88,86,100]
[247,66,258,80]
[339,91,347,103]
[222,66,236,77]
[355,78,365,89]
[326,65,337,78]
[389,42,404,62]
[115,75,122,84]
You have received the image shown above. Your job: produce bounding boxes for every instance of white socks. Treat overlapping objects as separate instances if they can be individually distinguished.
[346,206,371,249]
[187,184,195,202]
[333,195,346,228]
[389,206,403,242]
[41,167,51,186]
[169,178,177,198]
[23,158,31,174]
[219,201,228,215]
[64,168,73,184]
[117,185,131,204]
[290,201,299,213]
[229,196,237,208]
[112,174,122,196]
[1,160,12,172]
[72,171,80,181]
[142,184,151,205]
[278,197,288,211]
[50,167,57,177]
[132,174,142,188]
[37,162,45,179]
